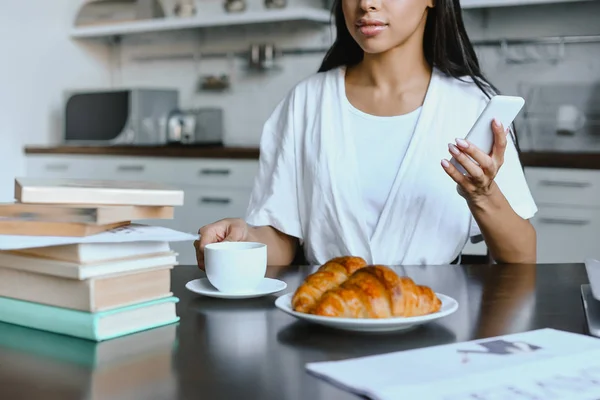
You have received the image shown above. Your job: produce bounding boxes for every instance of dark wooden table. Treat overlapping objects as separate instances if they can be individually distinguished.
[0,264,591,400]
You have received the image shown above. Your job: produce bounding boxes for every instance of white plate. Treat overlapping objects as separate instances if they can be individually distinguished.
[274,292,458,333]
[185,277,287,299]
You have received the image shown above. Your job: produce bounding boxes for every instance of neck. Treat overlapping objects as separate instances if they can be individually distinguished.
[358,49,431,90]
[349,20,431,90]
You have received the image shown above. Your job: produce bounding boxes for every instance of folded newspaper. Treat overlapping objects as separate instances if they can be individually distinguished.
[0,223,197,250]
[306,328,600,400]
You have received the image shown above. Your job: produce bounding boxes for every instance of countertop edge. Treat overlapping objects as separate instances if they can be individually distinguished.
[23,145,261,160]
[22,147,600,169]
[518,152,600,170]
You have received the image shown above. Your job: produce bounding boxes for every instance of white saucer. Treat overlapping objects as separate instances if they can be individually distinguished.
[274,292,458,333]
[185,277,287,299]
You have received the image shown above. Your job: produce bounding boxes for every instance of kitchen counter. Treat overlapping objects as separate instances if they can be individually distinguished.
[24,146,600,169]
[0,263,590,400]
[519,151,600,170]
[23,145,260,159]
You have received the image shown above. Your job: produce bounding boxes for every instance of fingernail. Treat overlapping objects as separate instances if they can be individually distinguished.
[448,143,460,155]
[493,119,502,129]
[441,159,450,168]
[455,138,469,148]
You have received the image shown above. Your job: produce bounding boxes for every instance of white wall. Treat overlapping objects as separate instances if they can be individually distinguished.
[0,0,110,201]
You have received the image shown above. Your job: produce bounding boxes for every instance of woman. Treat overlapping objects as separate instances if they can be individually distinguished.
[195,0,537,267]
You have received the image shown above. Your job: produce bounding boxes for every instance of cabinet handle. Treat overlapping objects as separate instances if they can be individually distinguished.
[539,180,590,188]
[45,163,68,171]
[539,217,590,226]
[199,169,231,176]
[117,165,145,172]
[199,197,231,205]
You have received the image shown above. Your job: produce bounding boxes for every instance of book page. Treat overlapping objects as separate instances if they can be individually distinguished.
[0,224,197,250]
[306,329,600,400]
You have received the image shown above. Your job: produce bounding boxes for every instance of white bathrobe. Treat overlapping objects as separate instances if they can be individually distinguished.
[245,67,537,266]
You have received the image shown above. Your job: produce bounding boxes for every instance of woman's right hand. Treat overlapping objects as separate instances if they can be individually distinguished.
[194,218,250,270]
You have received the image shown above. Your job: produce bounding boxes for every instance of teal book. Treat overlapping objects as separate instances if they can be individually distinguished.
[0,295,180,342]
[0,321,179,368]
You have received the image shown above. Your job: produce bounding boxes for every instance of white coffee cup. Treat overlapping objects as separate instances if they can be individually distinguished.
[204,242,267,293]
[556,104,586,135]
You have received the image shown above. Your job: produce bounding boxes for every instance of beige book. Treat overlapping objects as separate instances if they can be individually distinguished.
[0,203,174,224]
[0,266,172,312]
[0,251,178,279]
[0,219,129,237]
[14,177,184,206]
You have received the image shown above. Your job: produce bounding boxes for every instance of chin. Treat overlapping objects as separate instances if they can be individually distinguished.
[350,31,402,55]
[355,41,396,55]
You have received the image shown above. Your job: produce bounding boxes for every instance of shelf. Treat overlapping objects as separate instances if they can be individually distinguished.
[70,8,332,39]
[461,0,595,8]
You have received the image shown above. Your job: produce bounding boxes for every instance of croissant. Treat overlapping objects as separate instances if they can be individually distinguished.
[310,265,442,318]
[292,256,368,313]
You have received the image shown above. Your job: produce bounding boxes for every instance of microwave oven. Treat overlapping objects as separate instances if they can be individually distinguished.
[63,88,179,145]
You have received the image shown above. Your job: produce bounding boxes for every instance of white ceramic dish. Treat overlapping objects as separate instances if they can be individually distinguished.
[186,277,287,299]
[274,292,459,333]
[203,242,267,293]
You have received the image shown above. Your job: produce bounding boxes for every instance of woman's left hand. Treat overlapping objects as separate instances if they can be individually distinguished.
[441,119,507,202]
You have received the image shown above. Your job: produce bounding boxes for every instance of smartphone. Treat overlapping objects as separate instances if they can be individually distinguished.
[450,95,525,175]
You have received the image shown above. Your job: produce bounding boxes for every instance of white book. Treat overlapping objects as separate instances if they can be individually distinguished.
[10,241,171,263]
[15,177,184,206]
[306,328,600,400]
[0,251,178,280]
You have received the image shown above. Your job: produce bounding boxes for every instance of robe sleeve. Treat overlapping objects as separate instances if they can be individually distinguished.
[244,95,303,240]
[469,128,538,243]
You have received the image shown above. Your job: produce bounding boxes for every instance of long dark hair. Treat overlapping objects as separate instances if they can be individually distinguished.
[319,0,522,151]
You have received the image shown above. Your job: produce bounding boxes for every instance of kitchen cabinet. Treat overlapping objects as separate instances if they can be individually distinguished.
[525,166,600,263]
[461,0,596,8]
[24,152,491,263]
[530,206,600,264]
[28,156,596,265]
[25,154,259,265]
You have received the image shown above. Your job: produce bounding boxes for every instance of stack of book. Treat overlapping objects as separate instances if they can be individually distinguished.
[0,177,191,341]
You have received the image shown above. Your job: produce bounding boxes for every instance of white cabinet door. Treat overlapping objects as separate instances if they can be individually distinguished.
[27,155,260,188]
[525,166,600,263]
[150,158,259,190]
[26,156,99,180]
[525,167,600,208]
[531,206,600,263]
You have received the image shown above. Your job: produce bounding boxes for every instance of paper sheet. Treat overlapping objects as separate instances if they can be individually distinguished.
[0,223,198,250]
[306,328,600,400]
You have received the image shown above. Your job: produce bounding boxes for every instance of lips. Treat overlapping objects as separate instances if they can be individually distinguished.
[356,19,388,37]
